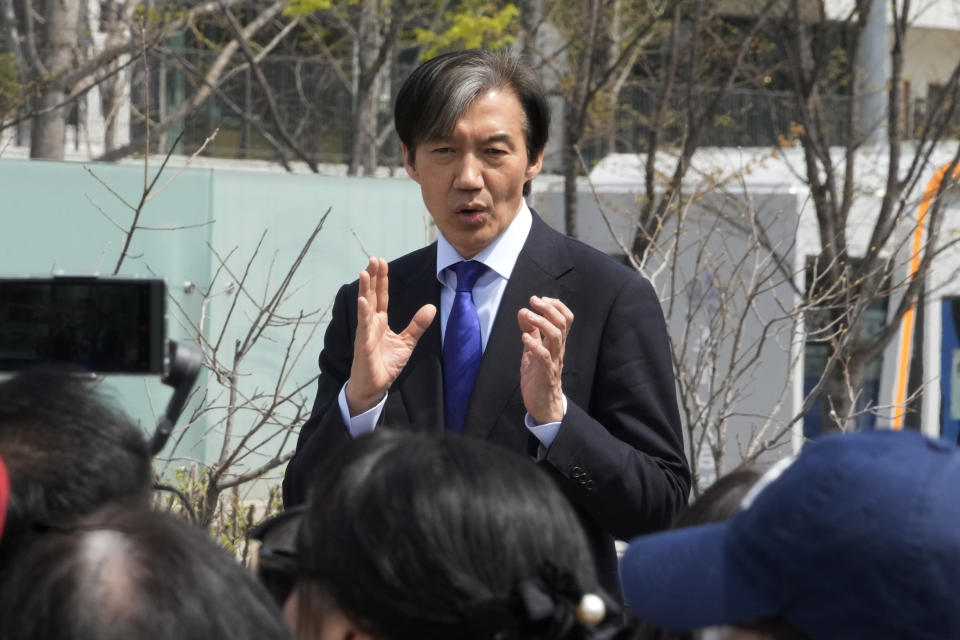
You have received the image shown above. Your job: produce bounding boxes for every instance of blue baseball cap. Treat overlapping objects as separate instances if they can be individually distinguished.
[619,430,960,639]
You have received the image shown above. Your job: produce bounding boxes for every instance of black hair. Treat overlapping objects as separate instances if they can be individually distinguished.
[394,49,550,197]
[0,370,152,567]
[672,467,764,528]
[293,431,626,640]
[0,505,292,640]
[248,505,304,606]
[0,454,8,543]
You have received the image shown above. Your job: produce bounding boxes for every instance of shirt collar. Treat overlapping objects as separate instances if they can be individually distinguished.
[436,200,532,282]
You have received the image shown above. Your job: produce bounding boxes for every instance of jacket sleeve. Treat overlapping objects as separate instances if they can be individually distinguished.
[542,275,690,540]
[282,282,357,507]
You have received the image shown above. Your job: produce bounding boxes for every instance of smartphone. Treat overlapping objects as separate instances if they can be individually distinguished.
[0,276,166,374]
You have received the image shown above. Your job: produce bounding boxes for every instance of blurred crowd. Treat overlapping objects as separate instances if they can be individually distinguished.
[0,370,958,640]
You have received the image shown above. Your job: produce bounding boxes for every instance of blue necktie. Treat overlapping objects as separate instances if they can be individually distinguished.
[443,260,489,433]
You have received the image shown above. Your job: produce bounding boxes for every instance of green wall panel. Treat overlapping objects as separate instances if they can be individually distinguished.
[1,159,429,485]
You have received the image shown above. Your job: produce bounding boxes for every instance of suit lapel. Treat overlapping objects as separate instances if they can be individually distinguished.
[462,212,575,440]
[392,246,445,433]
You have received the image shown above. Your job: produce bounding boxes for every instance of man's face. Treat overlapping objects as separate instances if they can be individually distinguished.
[403,88,544,259]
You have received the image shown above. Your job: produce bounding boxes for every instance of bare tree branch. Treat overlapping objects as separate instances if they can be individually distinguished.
[217,0,319,172]
[96,0,286,162]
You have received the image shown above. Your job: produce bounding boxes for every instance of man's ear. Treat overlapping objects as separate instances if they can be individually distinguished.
[402,143,420,183]
[524,146,545,182]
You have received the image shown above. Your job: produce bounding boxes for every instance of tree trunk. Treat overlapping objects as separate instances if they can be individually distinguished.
[348,81,378,176]
[605,0,621,156]
[820,362,851,434]
[30,0,81,159]
[99,0,129,154]
[201,477,221,528]
[520,0,542,63]
[819,347,868,433]
[31,89,68,158]
[562,128,579,239]
[348,0,379,176]
[361,72,379,175]
[349,83,371,175]
[561,0,602,239]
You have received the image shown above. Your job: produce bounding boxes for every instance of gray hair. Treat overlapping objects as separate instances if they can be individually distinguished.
[394,49,550,164]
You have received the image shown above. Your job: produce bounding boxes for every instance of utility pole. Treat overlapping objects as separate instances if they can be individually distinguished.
[857,0,889,145]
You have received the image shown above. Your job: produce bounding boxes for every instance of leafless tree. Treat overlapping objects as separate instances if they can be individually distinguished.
[99,1,304,164]
[526,0,779,240]
[590,144,939,494]
[586,153,808,494]
[287,0,461,175]
[0,0,301,161]
[160,217,328,527]
[582,1,960,490]
[86,128,329,537]
[769,0,960,431]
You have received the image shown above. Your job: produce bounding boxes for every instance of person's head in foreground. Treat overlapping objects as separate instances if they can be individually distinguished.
[0,504,291,640]
[671,467,763,530]
[287,431,630,640]
[0,370,152,568]
[619,429,960,640]
[0,455,8,544]
[634,467,765,640]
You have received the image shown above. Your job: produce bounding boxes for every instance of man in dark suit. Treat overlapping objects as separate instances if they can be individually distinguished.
[284,50,689,597]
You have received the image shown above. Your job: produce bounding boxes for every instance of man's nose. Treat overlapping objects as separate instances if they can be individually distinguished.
[452,154,483,190]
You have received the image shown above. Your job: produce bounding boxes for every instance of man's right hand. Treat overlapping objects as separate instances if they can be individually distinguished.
[345,257,437,416]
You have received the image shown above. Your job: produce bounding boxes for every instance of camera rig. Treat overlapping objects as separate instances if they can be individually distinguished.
[150,339,203,456]
[0,275,202,457]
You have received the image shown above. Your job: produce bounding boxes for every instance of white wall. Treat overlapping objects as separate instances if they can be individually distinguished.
[903,27,960,99]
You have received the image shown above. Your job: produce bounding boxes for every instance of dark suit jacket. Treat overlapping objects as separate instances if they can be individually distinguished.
[283,212,690,597]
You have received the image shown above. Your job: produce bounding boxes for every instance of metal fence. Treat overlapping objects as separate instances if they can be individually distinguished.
[130,49,362,164]
[116,50,957,167]
[577,85,856,167]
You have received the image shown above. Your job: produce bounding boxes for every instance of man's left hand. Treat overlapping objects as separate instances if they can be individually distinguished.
[517,295,573,424]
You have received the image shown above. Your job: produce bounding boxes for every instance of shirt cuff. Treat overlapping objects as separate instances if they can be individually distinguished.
[338,381,386,437]
[524,395,568,457]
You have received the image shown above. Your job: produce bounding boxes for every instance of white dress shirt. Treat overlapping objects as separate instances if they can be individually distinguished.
[337,200,563,449]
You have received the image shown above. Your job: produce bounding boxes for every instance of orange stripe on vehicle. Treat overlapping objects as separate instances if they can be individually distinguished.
[892,163,960,429]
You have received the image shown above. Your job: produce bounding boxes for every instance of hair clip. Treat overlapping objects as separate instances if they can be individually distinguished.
[574,593,606,627]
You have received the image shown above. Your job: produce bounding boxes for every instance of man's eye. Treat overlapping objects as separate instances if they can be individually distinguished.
[432,147,454,154]
[486,148,507,155]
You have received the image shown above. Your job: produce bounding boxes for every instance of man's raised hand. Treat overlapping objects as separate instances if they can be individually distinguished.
[345,257,436,416]
[517,295,573,425]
